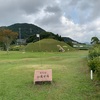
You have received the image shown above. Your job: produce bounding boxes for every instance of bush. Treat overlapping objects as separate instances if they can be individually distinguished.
[88,57,100,79]
[96,61,100,80]
[88,45,100,80]
[97,68,100,80]
[88,47,100,59]
[10,45,25,51]
[88,57,99,72]
[10,45,20,51]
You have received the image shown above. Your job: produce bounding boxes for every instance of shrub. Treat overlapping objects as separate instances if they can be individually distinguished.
[88,47,100,59]
[88,57,100,79]
[96,61,100,80]
[88,57,99,72]
[97,68,100,80]
[10,45,20,51]
[88,44,100,80]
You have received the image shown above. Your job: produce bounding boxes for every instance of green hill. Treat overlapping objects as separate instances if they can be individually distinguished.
[5,23,46,39]
[25,39,75,52]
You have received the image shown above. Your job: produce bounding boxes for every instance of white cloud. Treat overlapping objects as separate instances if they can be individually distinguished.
[0,0,100,43]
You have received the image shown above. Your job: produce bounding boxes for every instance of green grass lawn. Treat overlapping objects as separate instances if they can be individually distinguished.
[0,51,99,100]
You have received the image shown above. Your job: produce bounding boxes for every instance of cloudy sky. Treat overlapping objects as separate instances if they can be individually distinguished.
[0,0,100,43]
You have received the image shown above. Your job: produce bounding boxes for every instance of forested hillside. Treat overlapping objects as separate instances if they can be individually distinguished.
[3,23,46,39]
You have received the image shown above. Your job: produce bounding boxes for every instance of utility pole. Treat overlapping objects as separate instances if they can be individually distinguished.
[30,28,32,33]
[36,34,42,67]
[19,28,21,46]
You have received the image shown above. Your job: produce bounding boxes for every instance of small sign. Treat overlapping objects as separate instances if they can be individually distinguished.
[34,69,52,84]
[36,34,40,38]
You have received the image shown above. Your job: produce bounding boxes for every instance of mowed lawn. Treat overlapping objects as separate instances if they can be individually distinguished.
[0,51,99,100]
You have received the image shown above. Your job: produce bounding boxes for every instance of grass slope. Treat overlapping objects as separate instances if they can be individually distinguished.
[0,51,99,100]
[25,39,74,52]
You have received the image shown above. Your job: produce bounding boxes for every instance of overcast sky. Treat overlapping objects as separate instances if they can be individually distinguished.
[0,0,100,43]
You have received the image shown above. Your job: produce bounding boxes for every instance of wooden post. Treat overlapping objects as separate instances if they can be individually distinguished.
[91,70,93,80]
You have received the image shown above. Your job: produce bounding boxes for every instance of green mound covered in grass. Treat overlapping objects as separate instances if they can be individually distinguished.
[25,39,75,52]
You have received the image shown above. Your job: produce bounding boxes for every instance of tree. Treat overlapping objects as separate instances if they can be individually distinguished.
[0,28,18,52]
[91,36,99,45]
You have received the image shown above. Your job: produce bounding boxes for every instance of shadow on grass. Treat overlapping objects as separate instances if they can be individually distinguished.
[34,81,52,85]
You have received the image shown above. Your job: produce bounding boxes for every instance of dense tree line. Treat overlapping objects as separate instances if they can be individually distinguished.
[26,32,63,43]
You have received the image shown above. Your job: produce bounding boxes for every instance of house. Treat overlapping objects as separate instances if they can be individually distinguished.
[16,39,26,45]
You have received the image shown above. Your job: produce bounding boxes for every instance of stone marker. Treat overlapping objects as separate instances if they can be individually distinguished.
[34,69,52,84]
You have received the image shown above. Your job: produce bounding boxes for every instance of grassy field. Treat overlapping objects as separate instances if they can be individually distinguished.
[0,51,99,100]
